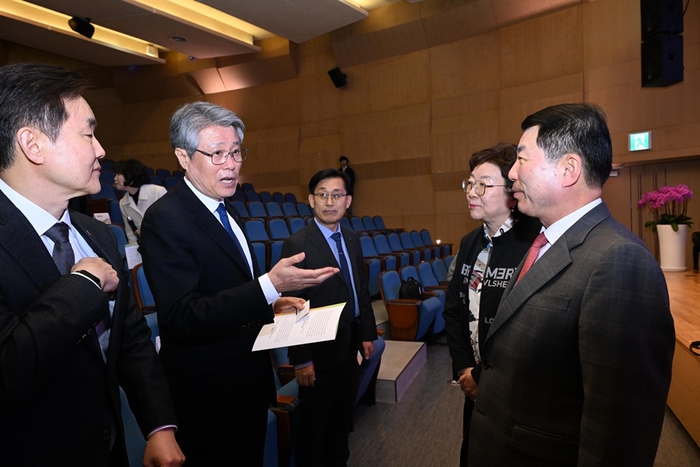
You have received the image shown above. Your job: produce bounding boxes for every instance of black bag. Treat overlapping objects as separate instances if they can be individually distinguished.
[399,277,422,300]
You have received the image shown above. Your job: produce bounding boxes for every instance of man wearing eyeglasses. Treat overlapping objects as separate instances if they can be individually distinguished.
[280,168,378,467]
[140,102,339,466]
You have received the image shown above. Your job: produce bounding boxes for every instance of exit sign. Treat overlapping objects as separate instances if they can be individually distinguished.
[629,131,651,151]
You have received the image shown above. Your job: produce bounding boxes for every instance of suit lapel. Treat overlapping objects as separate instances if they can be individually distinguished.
[176,183,252,279]
[485,203,611,342]
[308,221,342,271]
[0,190,60,292]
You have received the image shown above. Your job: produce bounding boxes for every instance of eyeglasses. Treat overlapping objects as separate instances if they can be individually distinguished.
[195,147,248,165]
[313,192,348,202]
[462,179,509,196]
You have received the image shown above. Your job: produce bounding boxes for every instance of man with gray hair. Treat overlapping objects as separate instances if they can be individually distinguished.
[141,101,338,465]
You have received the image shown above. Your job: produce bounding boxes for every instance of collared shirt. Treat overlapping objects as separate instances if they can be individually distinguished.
[0,178,113,357]
[183,177,280,304]
[313,218,359,317]
[538,198,603,261]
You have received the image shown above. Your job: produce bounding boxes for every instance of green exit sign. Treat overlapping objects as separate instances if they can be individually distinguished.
[629,131,651,151]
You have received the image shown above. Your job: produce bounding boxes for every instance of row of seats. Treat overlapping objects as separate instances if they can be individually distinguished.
[378,258,454,342]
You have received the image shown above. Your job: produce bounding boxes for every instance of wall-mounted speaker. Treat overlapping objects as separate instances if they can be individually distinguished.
[328,67,347,88]
[642,32,683,87]
[640,0,683,87]
[68,17,95,39]
[641,0,683,40]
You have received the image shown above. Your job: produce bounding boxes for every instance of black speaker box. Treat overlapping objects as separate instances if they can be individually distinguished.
[642,32,683,87]
[641,0,683,40]
[328,67,347,88]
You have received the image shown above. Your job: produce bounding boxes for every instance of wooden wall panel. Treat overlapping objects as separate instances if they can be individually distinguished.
[431,126,502,177]
[354,176,434,218]
[339,103,431,164]
[298,73,341,124]
[429,31,501,102]
[421,0,498,48]
[582,0,638,70]
[297,35,336,78]
[209,79,300,131]
[331,20,429,69]
[499,7,583,89]
[602,166,633,230]
[243,125,300,173]
[338,51,431,117]
[498,73,584,144]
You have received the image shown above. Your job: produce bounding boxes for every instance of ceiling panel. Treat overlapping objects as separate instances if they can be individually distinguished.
[198,0,369,44]
[0,16,161,66]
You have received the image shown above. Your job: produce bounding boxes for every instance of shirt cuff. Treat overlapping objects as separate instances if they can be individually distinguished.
[71,271,101,289]
[147,424,178,439]
[258,273,281,305]
[294,361,313,370]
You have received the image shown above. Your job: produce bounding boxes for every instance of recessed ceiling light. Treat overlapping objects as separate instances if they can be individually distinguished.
[169,36,187,43]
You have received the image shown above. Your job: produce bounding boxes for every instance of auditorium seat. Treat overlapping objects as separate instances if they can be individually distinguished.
[272,192,286,204]
[379,270,440,341]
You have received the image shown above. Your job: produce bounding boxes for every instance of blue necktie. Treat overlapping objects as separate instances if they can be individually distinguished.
[45,222,75,275]
[216,203,251,275]
[331,231,357,318]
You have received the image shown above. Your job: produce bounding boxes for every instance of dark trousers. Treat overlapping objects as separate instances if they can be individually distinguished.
[296,355,356,467]
[461,396,475,467]
[173,385,270,467]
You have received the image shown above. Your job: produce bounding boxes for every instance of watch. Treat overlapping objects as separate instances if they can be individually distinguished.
[75,270,101,289]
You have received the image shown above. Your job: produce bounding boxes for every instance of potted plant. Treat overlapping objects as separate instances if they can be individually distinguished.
[638,184,693,271]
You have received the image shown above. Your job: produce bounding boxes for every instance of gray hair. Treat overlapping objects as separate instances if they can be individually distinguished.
[169,101,245,157]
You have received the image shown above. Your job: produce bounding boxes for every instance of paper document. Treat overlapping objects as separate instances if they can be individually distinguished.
[125,244,143,270]
[252,302,346,351]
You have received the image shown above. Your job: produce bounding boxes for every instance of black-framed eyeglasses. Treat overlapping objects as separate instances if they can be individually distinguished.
[462,179,509,196]
[195,147,248,165]
[313,192,348,202]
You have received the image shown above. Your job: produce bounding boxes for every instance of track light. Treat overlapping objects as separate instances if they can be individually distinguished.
[68,17,95,39]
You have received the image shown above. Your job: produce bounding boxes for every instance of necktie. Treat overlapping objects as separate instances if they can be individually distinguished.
[45,222,75,275]
[216,203,251,274]
[331,231,357,317]
[516,232,548,284]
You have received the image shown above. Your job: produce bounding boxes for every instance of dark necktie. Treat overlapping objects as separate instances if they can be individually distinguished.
[331,231,357,317]
[216,203,251,274]
[516,232,548,283]
[45,222,75,275]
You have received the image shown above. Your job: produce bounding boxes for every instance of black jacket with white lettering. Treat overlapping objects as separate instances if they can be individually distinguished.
[443,215,541,383]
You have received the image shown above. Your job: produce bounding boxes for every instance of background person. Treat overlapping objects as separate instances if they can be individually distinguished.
[113,158,166,244]
[281,168,377,467]
[443,143,540,466]
[468,103,675,466]
[140,101,338,466]
[0,62,183,467]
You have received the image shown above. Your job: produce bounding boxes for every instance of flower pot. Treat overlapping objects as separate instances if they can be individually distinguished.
[657,224,688,272]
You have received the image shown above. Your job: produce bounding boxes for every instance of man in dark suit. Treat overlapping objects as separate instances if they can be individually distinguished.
[140,102,338,466]
[468,103,675,466]
[0,63,184,466]
[280,168,377,467]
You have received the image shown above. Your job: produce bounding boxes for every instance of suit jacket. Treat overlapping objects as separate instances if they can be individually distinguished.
[118,183,167,244]
[280,221,377,371]
[139,181,275,432]
[0,190,175,467]
[468,203,675,467]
